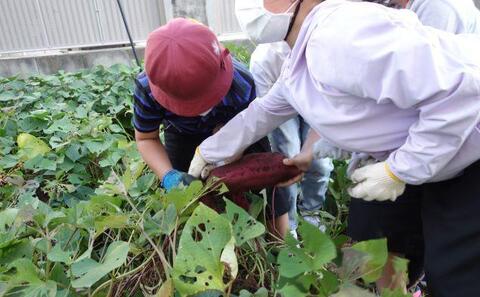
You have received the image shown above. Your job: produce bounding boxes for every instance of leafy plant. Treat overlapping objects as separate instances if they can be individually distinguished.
[0,62,408,297]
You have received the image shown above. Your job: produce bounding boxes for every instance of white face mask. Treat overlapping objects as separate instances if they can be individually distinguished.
[235,0,299,44]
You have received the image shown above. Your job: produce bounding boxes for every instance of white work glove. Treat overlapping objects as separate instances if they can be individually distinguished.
[188,148,241,179]
[312,139,351,160]
[348,161,406,202]
[188,148,214,179]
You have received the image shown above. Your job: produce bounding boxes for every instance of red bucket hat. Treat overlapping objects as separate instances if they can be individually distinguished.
[145,18,234,117]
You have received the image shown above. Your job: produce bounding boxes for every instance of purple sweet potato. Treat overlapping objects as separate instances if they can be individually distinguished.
[208,152,302,193]
[201,153,301,212]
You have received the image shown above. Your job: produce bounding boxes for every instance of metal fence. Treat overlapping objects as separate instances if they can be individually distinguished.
[0,0,242,55]
[5,0,477,55]
[0,0,169,54]
[206,0,242,36]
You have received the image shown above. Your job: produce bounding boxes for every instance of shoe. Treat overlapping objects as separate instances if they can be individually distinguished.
[289,229,298,240]
[302,215,326,233]
[412,290,422,297]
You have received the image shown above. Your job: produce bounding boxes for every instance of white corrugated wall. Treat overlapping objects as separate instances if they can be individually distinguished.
[0,0,167,54]
[206,0,242,36]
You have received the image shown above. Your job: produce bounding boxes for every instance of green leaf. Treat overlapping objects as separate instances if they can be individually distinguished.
[0,91,19,101]
[351,238,389,283]
[65,143,85,162]
[318,270,340,297]
[24,155,57,172]
[128,173,156,197]
[71,258,100,277]
[71,241,129,288]
[50,263,69,288]
[277,274,316,297]
[84,140,111,155]
[239,288,269,297]
[143,203,177,237]
[44,116,76,134]
[0,208,19,232]
[0,154,19,169]
[8,258,42,284]
[165,181,203,214]
[0,136,15,155]
[278,219,336,278]
[222,199,265,246]
[47,244,74,264]
[172,204,233,296]
[16,133,51,160]
[94,214,129,232]
[87,195,123,213]
[0,239,34,266]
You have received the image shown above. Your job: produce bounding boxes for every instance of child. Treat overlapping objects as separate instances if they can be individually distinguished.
[133,18,290,237]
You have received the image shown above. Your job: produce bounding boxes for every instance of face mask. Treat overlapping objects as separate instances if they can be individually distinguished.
[236,0,299,44]
[199,107,213,117]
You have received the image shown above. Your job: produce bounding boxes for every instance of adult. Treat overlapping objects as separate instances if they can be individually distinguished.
[348,0,480,293]
[133,18,290,237]
[248,40,333,232]
[189,1,480,296]
[395,0,480,33]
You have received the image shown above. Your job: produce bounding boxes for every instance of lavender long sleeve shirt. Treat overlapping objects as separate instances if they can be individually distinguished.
[200,0,480,185]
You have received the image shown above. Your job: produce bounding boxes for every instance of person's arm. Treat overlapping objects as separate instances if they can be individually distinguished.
[134,129,173,178]
[278,129,320,186]
[199,79,298,164]
[250,43,288,97]
[409,0,465,33]
[307,7,480,184]
[133,76,196,190]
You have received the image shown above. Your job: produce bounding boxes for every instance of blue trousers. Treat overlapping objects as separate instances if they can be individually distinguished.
[269,116,333,230]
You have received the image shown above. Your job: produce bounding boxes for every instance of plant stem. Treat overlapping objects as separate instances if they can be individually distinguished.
[91,251,156,296]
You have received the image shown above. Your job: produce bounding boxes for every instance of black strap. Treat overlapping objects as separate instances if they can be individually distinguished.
[286,0,304,39]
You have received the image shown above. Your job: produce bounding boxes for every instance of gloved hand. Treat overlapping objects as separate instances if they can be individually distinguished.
[162,169,197,192]
[188,148,214,179]
[312,139,352,160]
[346,152,376,178]
[188,147,241,179]
[348,162,406,202]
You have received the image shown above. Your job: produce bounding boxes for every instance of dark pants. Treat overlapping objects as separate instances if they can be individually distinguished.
[348,161,480,296]
[163,127,290,218]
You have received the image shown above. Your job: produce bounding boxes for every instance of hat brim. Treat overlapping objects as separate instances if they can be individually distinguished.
[149,54,234,117]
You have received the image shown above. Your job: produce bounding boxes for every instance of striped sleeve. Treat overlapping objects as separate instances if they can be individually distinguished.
[132,73,164,133]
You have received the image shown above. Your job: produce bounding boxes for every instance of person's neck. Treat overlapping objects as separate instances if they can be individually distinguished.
[285,0,322,48]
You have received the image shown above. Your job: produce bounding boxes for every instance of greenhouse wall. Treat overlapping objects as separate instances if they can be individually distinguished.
[0,0,241,55]
[0,0,168,54]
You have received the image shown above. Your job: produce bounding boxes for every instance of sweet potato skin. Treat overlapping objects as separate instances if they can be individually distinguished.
[209,152,302,193]
[201,153,301,212]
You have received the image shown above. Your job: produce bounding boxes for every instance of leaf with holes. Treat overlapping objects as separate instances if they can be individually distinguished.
[222,198,265,246]
[172,204,233,296]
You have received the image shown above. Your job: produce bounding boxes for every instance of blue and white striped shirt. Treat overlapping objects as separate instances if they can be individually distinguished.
[133,58,256,135]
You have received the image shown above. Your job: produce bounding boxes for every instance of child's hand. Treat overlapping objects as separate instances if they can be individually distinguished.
[162,169,198,192]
